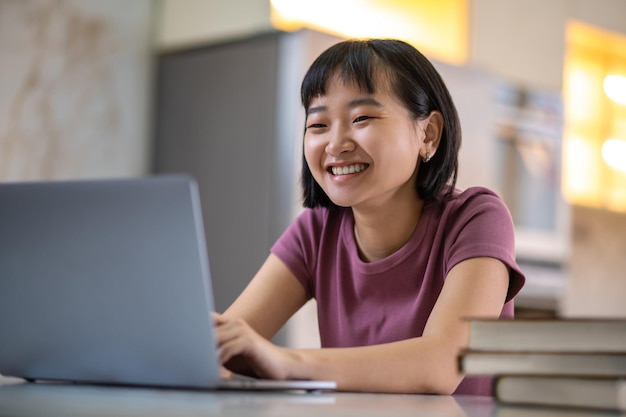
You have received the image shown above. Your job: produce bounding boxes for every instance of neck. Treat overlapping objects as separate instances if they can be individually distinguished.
[352,195,424,263]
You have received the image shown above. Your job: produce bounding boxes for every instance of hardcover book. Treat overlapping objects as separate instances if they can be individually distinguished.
[459,351,626,377]
[494,376,626,412]
[466,318,626,352]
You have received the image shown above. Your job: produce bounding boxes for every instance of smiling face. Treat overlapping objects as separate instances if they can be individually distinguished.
[300,40,461,207]
[303,73,428,209]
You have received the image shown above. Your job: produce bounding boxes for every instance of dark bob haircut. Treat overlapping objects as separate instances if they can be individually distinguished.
[300,39,461,208]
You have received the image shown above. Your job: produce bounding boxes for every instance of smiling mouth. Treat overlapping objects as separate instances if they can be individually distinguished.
[329,164,369,176]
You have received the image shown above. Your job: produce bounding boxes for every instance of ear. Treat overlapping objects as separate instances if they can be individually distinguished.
[418,111,443,161]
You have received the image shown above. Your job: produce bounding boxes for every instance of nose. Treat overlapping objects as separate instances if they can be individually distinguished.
[325,126,355,156]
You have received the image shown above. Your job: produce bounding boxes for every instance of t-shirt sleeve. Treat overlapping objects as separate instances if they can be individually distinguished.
[444,189,525,302]
[270,209,320,300]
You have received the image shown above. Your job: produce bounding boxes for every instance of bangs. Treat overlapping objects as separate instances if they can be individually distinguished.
[301,41,387,109]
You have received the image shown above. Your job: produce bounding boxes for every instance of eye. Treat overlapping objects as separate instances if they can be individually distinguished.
[353,115,372,123]
[306,123,327,130]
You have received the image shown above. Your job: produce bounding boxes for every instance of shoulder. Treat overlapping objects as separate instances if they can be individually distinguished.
[271,206,351,298]
[275,206,350,254]
[429,186,512,228]
[425,186,516,264]
[431,187,525,302]
[443,186,506,212]
[290,206,347,234]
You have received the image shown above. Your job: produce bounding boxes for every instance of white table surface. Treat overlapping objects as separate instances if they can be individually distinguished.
[0,376,617,417]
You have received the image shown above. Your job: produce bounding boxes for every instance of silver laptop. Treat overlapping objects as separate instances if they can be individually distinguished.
[0,175,335,392]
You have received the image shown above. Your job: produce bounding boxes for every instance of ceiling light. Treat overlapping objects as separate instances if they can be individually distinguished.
[602,138,626,173]
[603,75,626,105]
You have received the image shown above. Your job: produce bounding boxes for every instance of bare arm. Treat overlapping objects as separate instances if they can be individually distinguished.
[215,256,509,394]
[222,253,309,339]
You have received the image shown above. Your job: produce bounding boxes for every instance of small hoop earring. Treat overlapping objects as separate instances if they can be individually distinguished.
[423,152,432,163]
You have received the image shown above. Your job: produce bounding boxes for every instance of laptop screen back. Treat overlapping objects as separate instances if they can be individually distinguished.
[0,175,221,388]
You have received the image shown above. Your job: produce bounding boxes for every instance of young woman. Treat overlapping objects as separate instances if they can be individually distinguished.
[213,39,525,395]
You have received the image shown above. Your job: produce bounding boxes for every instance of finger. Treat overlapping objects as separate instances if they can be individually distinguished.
[214,318,252,344]
[217,336,248,364]
[215,326,241,347]
[215,324,254,363]
[212,311,226,325]
[219,366,233,379]
[214,319,248,344]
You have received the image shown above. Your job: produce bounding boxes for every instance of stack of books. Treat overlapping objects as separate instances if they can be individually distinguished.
[459,317,626,412]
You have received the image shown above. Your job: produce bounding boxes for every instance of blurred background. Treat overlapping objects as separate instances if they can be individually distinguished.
[1,0,625,348]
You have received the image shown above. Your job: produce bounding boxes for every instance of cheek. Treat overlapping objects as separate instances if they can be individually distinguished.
[402,127,423,162]
[374,134,420,176]
[303,136,324,171]
[384,148,419,176]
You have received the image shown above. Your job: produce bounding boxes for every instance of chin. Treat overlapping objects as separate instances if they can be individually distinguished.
[326,195,359,208]
[320,184,363,208]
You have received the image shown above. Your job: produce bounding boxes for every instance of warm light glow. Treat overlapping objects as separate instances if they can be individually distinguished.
[270,0,468,64]
[562,21,626,212]
[568,67,602,123]
[604,75,626,105]
[562,135,602,206]
[605,171,626,211]
[602,139,626,173]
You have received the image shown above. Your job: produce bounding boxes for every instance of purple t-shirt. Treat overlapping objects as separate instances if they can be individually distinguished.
[271,187,525,395]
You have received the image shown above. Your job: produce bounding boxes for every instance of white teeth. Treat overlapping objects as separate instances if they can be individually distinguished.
[331,164,367,176]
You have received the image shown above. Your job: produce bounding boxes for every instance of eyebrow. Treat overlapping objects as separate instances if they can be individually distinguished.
[347,98,384,109]
[306,97,384,116]
[306,105,327,116]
